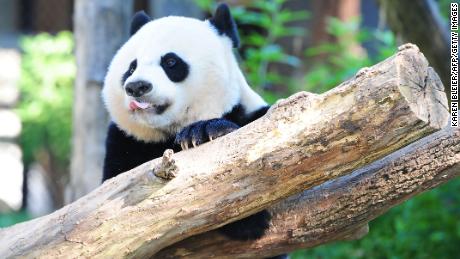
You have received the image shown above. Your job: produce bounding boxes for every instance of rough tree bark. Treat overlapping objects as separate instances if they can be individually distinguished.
[378,0,450,101]
[67,0,133,202]
[157,126,459,258]
[0,44,450,258]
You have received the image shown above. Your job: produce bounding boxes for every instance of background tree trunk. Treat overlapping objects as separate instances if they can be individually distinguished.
[148,0,202,19]
[310,0,362,48]
[276,0,365,90]
[67,0,133,202]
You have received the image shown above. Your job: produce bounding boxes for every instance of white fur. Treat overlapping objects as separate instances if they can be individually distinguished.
[102,16,266,142]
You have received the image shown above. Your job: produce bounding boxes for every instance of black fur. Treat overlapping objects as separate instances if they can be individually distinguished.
[175,118,239,148]
[209,3,240,48]
[219,210,271,240]
[267,255,290,259]
[160,52,190,82]
[130,11,151,36]
[121,59,137,85]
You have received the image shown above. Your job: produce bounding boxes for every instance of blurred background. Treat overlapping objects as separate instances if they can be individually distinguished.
[0,0,457,258]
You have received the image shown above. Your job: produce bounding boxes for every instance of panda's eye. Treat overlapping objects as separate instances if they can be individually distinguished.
[128,60,137,74]
[165,58,176,68]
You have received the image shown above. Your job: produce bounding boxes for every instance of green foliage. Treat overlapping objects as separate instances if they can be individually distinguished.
[0,210,31,228]
[17,32,75,168]
[438,0,460,21]
[232,1,308,90]
[195,0,309,103]
[292,178,460,259]
[302,17,397,93]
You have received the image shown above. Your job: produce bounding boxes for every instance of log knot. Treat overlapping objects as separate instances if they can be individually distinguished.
[154,149,177,180]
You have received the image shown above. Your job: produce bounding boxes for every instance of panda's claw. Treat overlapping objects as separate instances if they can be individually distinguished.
[175,118,239,151]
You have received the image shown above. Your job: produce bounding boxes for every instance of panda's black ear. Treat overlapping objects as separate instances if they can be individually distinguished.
[209,3,240,48]
[130,11,151,36]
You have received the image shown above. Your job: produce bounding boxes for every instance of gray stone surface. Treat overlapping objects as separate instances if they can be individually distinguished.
[0,142,23,210]
[0,109,21,139]
[0,49,20,107]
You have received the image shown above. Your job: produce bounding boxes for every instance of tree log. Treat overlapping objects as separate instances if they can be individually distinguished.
[0,44,449,258]
[157,126,459,258]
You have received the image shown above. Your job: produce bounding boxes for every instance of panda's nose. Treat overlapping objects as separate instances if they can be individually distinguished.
[125,81,153,97]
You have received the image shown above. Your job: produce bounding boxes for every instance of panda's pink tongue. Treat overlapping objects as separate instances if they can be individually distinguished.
[129,100,150,110]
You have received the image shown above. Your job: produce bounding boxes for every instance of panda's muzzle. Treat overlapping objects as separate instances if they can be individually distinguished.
[125,80,152,97]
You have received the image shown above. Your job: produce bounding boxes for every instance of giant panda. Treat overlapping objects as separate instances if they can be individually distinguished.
[102,3,282,254]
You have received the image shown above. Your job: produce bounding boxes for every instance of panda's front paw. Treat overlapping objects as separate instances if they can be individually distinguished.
[175,118,239,150]
[218,210,271,241]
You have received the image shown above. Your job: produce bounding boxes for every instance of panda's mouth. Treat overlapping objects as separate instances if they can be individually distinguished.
[129,100,170,114]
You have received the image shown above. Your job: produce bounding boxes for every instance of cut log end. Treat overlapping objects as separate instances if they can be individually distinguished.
[396,43,449,129]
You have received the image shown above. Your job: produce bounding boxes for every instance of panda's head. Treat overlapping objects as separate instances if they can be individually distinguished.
[103,4,261,142]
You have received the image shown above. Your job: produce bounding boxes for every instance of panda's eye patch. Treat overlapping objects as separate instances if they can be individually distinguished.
[121,59,137,85]
[160,52,189,83]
